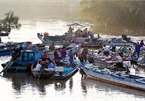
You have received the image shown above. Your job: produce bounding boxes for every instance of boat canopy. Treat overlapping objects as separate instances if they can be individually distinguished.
[67,22,93,27]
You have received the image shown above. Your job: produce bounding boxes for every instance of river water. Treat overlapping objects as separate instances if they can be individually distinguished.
[0,20,145,101]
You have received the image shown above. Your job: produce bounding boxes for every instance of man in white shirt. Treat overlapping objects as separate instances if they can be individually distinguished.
[34,60,42,71]
[103,44,110,56]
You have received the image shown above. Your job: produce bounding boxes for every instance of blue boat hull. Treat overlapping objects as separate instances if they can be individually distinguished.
[0,49,12,56]
[80,65,145,91]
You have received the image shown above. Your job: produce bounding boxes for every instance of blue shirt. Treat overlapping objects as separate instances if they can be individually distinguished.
[69,52,74,63]
[135,44,141,52]
[48,62,55,68]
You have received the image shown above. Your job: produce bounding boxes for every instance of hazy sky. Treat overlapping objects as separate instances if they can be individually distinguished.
[0,0,80,20]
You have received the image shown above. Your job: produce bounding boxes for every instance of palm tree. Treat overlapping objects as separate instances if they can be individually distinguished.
[1,10,21,33]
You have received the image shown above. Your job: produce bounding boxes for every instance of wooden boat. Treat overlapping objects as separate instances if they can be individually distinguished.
[1,44,47,72]
[30,43,81,79]
[37,32,71,46]
[53,62,79,80]
[80,63,145,91]
[31,61,79,80]
[1,43,81,73]
[0,31,10,36]
[0,48,13,56]
[31,61,55,78]
[122,34,136,44]
[37,22,107,48]
[0,41,32,56]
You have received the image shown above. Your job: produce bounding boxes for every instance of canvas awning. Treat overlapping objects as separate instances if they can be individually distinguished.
[67,22,93,27]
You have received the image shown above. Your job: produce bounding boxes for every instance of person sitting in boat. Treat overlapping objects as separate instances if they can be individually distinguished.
[97,34,101,39]
[43,32,49,41]
[103,44,110,56]
[82,28,88,38]
[68,26,73,33]
[71,33,76,42]
[21,43,26,50]
[33,60,42,72]
[45,58,55,71]
[49,42,55,50]
[109,41,116,52]
[42,51,48,60]
[88,31,94,39]
[138,54,145,64]
[11,46,21,61]
[122,48,133,60]
[75,28,82,37]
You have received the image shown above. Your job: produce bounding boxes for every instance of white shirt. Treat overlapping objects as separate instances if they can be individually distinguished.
[104,46,110,51]
[34,63,42,71]
[116,55,122,62]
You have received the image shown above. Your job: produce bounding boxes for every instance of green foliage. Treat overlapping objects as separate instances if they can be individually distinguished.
[79,0,145,28]
[1,10,21,33]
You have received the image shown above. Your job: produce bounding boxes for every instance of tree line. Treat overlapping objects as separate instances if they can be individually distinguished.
[78,0,145,28]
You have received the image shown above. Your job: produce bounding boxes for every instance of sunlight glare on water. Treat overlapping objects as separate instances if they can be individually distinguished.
[0,20,145,101]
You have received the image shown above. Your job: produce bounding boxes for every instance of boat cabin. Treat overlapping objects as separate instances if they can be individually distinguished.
[16,50,44,65]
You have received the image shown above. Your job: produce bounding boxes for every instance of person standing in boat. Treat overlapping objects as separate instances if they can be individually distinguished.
[133,42,141,58]
[60,46,67,63]
[49,42,55,50]
[68,49,78,66]
[140,40,144,47]
[54,49,61,65]
[81,46,89,62]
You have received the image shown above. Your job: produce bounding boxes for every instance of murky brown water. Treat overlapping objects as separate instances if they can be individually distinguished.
[0,20,145,101]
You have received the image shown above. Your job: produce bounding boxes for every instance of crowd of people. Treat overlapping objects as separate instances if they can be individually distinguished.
[71,27,97,43]
[77,39,145,69]
[33,44,80,72]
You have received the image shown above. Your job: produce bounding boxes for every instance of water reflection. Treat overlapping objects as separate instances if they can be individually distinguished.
[1,20,145,100]
[81,77,145,99]
[2,72,74,95]
[81,78,87,96]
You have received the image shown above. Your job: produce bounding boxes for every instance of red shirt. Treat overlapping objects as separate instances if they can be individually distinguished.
[54,50,59,60]
[42,53,47,59]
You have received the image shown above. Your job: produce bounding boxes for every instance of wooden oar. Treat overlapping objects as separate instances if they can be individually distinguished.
[0,50,23,75]
[0,58,14,74]
[37,66,46,81]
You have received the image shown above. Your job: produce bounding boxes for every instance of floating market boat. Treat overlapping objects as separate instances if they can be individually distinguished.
[80,63,145,91]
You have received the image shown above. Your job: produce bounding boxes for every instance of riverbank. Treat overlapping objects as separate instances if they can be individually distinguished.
[92,25,145,36]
